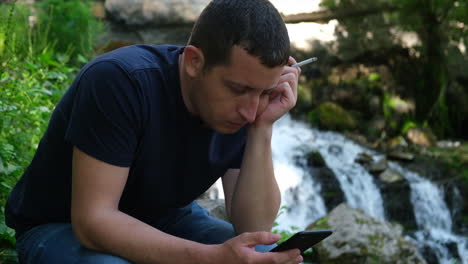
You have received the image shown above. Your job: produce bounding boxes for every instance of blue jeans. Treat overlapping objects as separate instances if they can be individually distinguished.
[16,201,275,263]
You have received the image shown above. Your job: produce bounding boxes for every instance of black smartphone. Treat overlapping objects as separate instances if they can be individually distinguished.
[270,230,333,253]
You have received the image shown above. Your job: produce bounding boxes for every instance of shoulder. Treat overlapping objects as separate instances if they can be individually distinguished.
[89,45,184,74]
[75,45,183,90]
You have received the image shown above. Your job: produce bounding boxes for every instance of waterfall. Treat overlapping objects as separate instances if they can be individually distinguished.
[389,163,468,264]
[269,115,467,264]
[271,115,327,230]
[273,115,385,229]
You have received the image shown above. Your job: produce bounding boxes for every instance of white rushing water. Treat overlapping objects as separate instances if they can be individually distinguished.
[389,163,468,264]
[270,115,467,264]
[271,115,327,230]
[273,115,385,230]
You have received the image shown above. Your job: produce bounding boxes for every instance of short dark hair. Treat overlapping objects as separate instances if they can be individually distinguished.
[188,0,290,71]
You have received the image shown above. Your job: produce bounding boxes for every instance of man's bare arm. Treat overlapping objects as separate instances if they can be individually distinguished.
[226,126,281,234]
[71,147,218,264]
[71,147,300,264]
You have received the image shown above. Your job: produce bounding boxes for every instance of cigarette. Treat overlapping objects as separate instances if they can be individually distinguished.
[291,57,318,68]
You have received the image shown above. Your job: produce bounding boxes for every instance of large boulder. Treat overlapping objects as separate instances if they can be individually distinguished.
[309,102,357,131]
[101,0,329,48]
[102,0,205,46]
[196,199,228,221]
[307,204,426,264]
[104,0,321,26]
[105,0,210,26]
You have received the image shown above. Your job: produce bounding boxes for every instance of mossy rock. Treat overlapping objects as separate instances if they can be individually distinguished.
[306,217,331,230]
[309,102,357,131]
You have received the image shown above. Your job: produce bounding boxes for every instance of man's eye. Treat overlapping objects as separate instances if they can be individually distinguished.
[231,86,247,94]
[262,89,273,96]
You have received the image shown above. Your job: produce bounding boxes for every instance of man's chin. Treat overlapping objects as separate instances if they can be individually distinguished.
[212,123,244,134]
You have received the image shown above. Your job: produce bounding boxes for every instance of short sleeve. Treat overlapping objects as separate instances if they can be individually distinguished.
[228,142,245,169]
[209,127,247,170]
[65,61,144,167]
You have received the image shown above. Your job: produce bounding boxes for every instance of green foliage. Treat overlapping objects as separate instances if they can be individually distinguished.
[400,119,417,134]
[463,169,468,183]
[0,0,101,253]
[272,206,300,243]
[382,92,419,134]
[1,54,76,173]
[0,0,102,62]
[0,1,31,58]
[0,54,77,249]
[35,0,103,59]
[317,0,468,139]
[367,73,381,83]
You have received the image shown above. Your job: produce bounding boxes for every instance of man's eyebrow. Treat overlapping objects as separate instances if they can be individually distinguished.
[224,80,256,90]
[225,80,276,92]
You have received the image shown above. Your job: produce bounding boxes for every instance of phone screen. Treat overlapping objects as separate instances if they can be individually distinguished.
[270,230,333,253]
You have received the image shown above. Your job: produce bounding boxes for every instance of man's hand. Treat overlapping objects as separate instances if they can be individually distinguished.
[254,57,300,127]
[215,232,303,264]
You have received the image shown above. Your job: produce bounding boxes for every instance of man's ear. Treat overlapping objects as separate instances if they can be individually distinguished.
[183,45,205,78]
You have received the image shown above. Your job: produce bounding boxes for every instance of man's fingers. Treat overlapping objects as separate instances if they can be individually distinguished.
[238,232,281,247]
[287,56,301,76]
[278,72,298,99]
[257,249,303,264]
[288,56,298,66]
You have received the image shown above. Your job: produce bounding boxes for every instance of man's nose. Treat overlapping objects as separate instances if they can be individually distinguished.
[239,95,259,123]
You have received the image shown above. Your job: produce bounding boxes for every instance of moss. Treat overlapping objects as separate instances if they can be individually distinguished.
[307,217,331,230]
[309,102,357,131]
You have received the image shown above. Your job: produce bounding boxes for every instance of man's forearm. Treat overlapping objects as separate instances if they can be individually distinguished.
[73,209,219,264]
[230,124,281,233]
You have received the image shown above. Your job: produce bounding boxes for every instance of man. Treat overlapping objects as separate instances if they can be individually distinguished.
[6,0,303,263]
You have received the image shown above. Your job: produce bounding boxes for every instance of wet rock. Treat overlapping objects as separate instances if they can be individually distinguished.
[442,181,467,237]
[306,150,327,168]
[406,127,437,147]
[309,167,345,211]
[307,204,426,264]
[300,151,345,212]
[378,178,417,230]
[355,152,373,165]
[445,241,461,261]
[418,244,438,264]
[387,136,409,149]
[355,153,388,175]
[436,140,461,148]
[345,133,373,148]
[369,158,388,175]
[379,169,404,183]
[387,149,415,162]
[367,117,387,134]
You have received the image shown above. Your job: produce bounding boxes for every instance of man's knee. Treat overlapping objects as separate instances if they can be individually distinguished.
[79,251,132,264]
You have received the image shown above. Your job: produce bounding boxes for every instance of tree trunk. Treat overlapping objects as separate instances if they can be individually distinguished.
[416,5,448,137]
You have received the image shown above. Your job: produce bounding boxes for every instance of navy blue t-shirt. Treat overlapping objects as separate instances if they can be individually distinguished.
[5,45,246,236]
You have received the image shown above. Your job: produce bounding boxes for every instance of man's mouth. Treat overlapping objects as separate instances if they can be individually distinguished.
[226,121,244,129]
